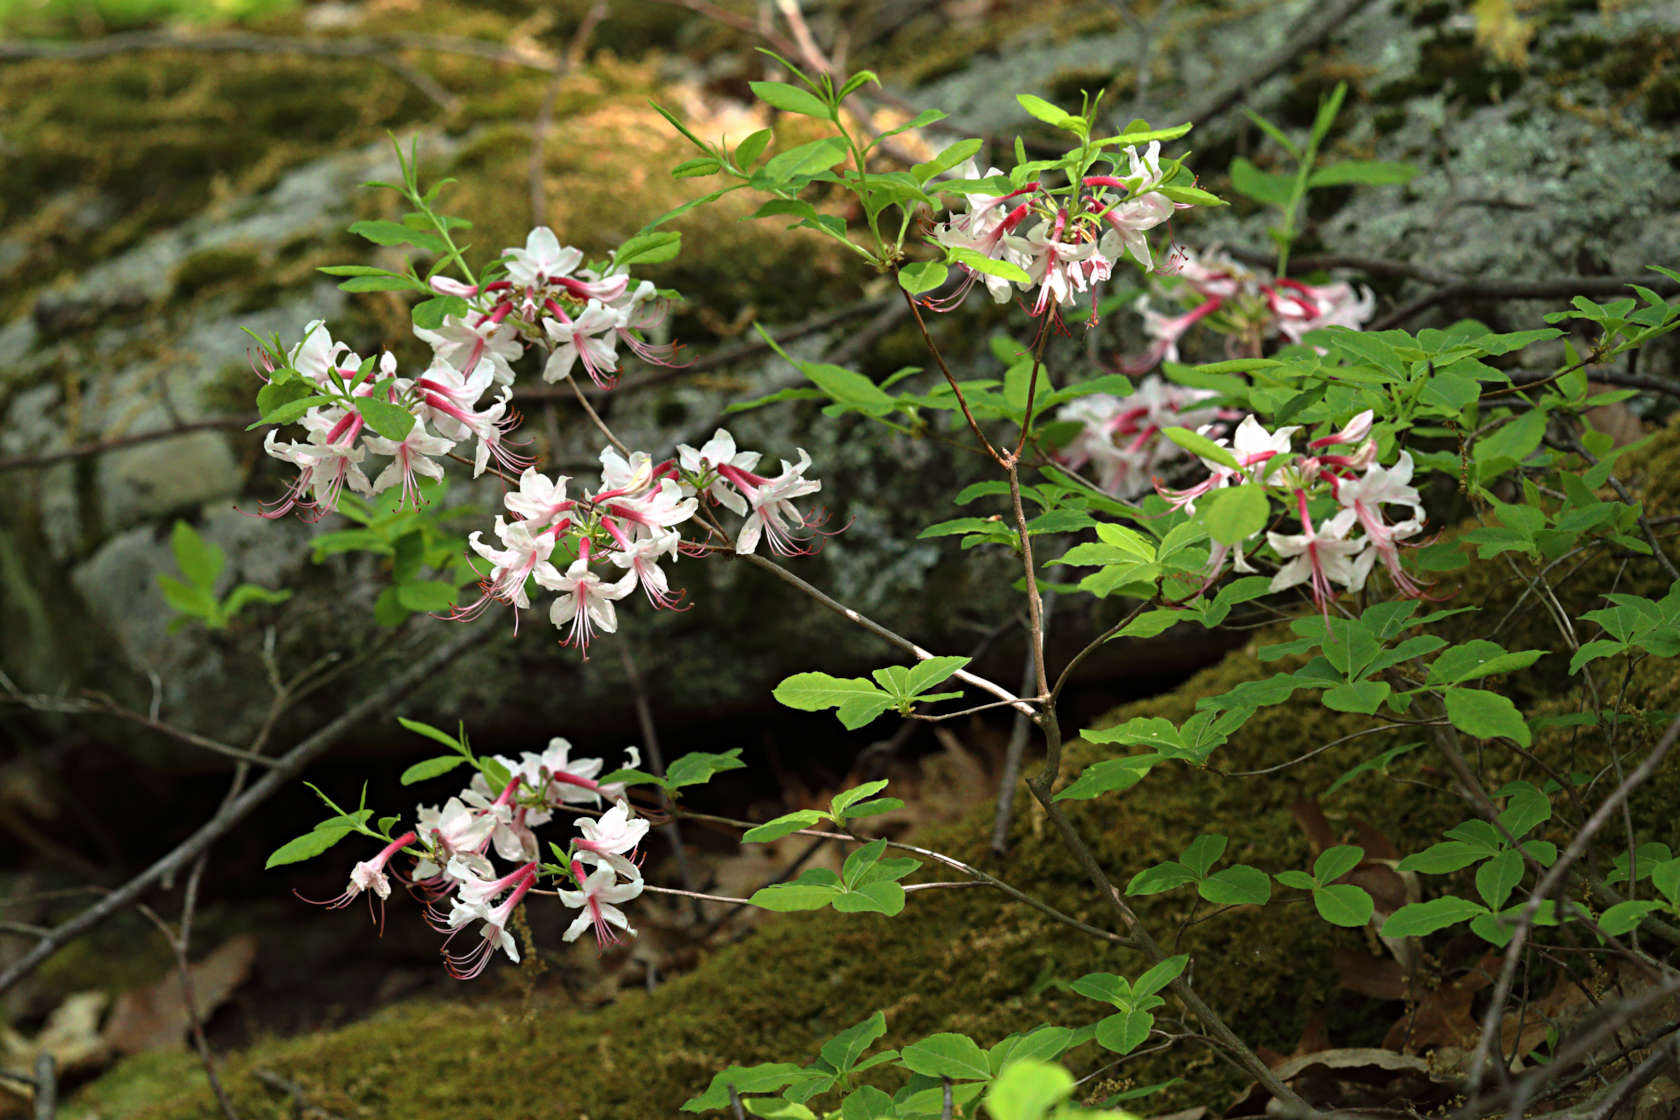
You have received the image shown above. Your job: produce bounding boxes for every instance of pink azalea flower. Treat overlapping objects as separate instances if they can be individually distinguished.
[539,548,636,657]
[558,858,644,947]
[1267,492,1364,617]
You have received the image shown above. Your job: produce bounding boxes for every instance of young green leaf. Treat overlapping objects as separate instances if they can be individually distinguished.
[1313,884,1375,927]
[750,80,834,119]
[742,809,829,844]
[399,755,469,786]
[900,1033,991,1081]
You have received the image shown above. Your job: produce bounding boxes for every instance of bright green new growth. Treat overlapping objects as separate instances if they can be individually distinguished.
[156,520,291,631]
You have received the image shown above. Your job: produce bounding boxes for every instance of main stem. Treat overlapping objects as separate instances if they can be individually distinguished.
[999,445,1313,1112]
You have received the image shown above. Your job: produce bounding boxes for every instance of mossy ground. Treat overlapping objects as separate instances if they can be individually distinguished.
[68,422,1680,1119]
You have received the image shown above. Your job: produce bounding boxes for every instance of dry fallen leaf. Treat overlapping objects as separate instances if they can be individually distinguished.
[1,990,110,1074]
[103,934,258,1055]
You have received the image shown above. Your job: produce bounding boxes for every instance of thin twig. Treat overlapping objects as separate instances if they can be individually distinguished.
[734,552,1030,716]
[0,418,247,475]
[0,622,492,996]
[620,644,704,923]
[0,680,278,768]
[566,376,630,456]
[132,902,238,1120]
[1465,709,1680,1095]
[991,593,1054,854]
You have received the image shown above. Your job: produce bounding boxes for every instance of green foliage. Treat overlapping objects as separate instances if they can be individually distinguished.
[749,838,921,917]
[774,657,971,730]
[156,521,291,632]
[308,478,478,627]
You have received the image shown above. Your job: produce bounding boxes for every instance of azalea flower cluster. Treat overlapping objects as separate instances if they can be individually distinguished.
[1051,375,1227,498]
[256,225,678,522]
[315,738,651,979]
[928,144,1189,323]
[459,428,825,657]
[1157,409,1427,612]
[1123,245,1376,372]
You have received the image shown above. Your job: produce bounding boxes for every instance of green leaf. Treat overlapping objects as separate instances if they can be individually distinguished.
[1127,861,1195,896]
[750,80,833,118]
[1095,1009,1153,1055]
[947,246,1031,284]
[904,656,970,696]
[1015,93,1078,130]
[773,672,894,730]
[411,294,467,330]
[1382,895,1487,937]
[170,522,225,589]
[1652,858,1680,904]
[348,219,446,253]
[832,881,905,915]
[396,717,465,754]
[1159,183,1225,207]
[1313,845,1365,884]
[761,136,851,181]
[1313,884,1375,927]
[840,797,902,820]
[839,1086,896,1120]
[682,1064,811,1112]
[820,1012,886,1073]
[898,260,948,294]
[1306,160,1416,188]
[985,1059,1074,1120]
[613,230,683,267]
[1473,407,1548,469]
[900,1033,991,1081]
[249,392,335,430]
[663,750,746,790]
[335,274,427,293]
[1444,687,1531,746]
[741,809,828,843]
[1161,426,1241,470]
[1475,849,1523,911]
[219,583,292,620]
[670,156,722,179]
[1427,641,1548,685]
[1133,954,1188,998]
[1054,756,1156,801]
[1200,484,1270,546]
[1274,870,1317,890]
[1198,865,1271,906]
[399,755,469,786]
[394,580,456,613]
[750,868,843,911]
[1399,840,1488,875]
[841,838,888,887]
[988,1027,1074,1073]
[356,398,416,442]
[832,781,890,817]
[733,128,773,169]
[1229,157,1293,207]
[1322,679,1391,714]
[265,823,355,869]
[1069,972,1127,1004]
[913,138,982,184]
[1599,900,1664,936]
[799,362,897,417]
[1181,833,1228,877]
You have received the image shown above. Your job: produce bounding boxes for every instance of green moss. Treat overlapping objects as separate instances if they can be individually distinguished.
[170,245,265,302]
[1644,74,1680,125]
[1376,32,1525,106]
